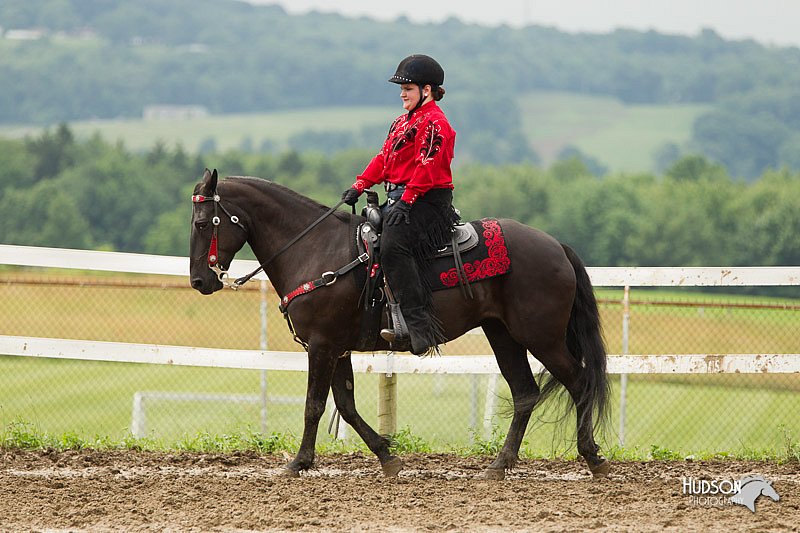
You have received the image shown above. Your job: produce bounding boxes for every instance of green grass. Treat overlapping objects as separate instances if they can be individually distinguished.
[1,356,798,458]
[518,91,710,172]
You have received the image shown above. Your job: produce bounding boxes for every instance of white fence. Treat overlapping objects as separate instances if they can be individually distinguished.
[2,244,799,442]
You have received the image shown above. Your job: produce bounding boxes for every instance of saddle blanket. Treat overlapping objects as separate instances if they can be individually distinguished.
[426,218,512,292]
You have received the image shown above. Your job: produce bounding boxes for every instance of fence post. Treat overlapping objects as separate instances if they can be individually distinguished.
[483,373,498,437]
[377,353,397,435]
[259,279,268,434]
[619,285,630,447]
[131,392,145,438]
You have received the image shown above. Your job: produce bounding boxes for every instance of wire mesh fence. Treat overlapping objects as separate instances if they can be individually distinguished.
[1,269,799,456]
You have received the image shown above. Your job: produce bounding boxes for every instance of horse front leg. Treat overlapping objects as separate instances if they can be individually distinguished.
[331,355,403,477]
[283,344,339,477]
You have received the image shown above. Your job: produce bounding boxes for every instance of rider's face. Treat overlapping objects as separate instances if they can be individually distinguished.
[400,83,421,111]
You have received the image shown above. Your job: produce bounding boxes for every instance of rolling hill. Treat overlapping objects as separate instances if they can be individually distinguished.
[0,92,710,173]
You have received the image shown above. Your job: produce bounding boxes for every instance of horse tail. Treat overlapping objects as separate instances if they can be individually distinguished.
[551,243,610,434]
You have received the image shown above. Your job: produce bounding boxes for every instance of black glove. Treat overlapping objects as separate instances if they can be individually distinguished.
[341,187,362,206]
[385,200,412,226]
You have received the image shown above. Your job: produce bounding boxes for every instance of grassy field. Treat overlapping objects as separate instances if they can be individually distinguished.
[1,270,799,455]
[0,106,397,154]
[0,91,710,174]
[518,91,710,171]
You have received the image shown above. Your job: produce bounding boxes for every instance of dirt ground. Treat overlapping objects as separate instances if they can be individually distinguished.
[0,450,797,532]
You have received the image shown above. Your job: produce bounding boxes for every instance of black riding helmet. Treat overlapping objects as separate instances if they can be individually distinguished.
[389,54,444,114]
[389,54,445,86]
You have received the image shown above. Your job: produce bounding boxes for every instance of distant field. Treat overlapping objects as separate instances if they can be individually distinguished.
[0,92,710,173]
[518,91,710,171]
[0,106,398,154]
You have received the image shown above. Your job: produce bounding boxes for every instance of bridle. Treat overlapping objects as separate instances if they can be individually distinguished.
[192,186,348,290]
[191,191,247,286]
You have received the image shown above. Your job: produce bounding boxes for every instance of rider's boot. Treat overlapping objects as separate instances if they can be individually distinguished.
[404,306,439,355]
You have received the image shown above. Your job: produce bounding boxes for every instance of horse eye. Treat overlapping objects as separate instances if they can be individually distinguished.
[195,220,209,230]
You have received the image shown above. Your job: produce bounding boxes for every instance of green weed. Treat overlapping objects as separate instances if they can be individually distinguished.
[461,425,507,457]
[780,425,800,462]
[389,426,433,454]
[648,444,683,461]
[1,419,48,449]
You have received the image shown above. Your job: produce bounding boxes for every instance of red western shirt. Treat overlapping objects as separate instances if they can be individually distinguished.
[352,101,455,204]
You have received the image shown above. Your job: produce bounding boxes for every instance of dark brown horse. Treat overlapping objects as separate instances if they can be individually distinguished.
[189,169,610,479]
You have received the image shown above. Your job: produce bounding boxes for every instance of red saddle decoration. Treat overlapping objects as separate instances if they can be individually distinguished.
[429,218,511,291]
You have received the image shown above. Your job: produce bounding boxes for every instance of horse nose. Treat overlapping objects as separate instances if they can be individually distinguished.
[191,277,205,291]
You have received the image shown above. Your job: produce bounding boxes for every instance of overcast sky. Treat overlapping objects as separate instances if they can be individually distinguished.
[252,0,800,48]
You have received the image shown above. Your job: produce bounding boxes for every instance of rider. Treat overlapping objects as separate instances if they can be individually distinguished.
[341,54,458,355]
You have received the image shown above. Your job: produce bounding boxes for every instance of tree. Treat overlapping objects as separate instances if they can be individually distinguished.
[557,147,608,177]
[24,123,76,181]
[692,110,789,180]
[0,180,92,248]
[665,154,726,181]
[277,150,304,177]
[653,142,682,174]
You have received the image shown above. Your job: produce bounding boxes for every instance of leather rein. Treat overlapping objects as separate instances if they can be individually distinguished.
[192,188,348,290]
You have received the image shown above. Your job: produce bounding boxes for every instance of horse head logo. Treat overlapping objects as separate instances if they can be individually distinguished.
[730,476,780,513]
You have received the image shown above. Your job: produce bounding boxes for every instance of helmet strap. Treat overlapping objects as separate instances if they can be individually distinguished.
[408,84,429,117]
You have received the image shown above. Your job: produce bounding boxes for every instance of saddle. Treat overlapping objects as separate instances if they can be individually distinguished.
[358,191,479,282]
[360,191,479,259]
[353,192,481,351]
[358,218,479,260]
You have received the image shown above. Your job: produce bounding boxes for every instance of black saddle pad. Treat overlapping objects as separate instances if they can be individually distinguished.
[425,218,511,292]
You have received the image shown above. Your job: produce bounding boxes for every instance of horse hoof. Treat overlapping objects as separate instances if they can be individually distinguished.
[382,457,404,477]
[281,466,301,478]
[589,459,610,479]
[483,467,505,480]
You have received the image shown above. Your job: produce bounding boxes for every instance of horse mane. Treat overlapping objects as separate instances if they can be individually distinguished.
[223,176,352,222]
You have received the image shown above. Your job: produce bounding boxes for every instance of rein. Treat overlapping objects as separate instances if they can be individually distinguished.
[192,187,347,290]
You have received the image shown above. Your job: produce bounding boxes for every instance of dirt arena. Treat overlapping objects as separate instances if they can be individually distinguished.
[0,450,797,532]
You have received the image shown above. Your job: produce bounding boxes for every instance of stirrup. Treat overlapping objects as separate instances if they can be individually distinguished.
[380,327,408,343]
[382,302,409,344]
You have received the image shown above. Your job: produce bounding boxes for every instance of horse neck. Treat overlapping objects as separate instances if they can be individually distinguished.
[229,179,352,294]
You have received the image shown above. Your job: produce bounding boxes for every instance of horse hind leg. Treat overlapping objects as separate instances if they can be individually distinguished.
[481,319,541,481]
[535,341,609,478]
[330,355,403,477]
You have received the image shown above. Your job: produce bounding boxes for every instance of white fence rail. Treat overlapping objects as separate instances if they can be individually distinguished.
[2,244,799,286]
[2,244,799,375]
[2,335,799,375]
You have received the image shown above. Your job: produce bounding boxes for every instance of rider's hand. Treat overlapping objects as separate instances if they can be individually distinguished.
[385,200,412,225]
[341,187,362,206]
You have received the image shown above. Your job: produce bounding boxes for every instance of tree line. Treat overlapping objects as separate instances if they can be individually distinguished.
[3,0,800,177]
[2,125,798,270]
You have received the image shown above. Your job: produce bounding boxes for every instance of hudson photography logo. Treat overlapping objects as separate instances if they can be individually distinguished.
[682,475,780,512]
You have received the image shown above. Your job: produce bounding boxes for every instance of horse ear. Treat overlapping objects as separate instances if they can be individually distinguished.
[200,168,218,194]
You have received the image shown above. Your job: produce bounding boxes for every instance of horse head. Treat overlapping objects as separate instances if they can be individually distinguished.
[189,168,249,294]
[759,480,780,502]
[731,475,780,512]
